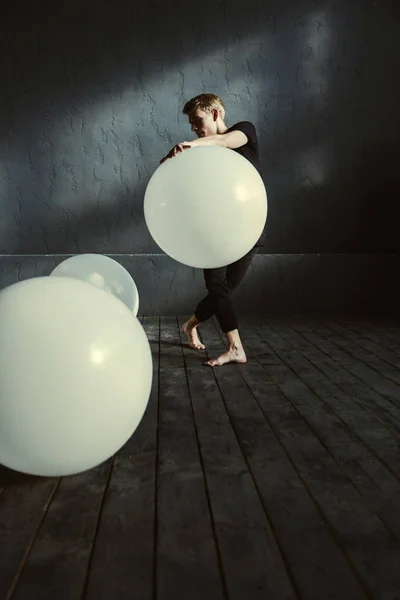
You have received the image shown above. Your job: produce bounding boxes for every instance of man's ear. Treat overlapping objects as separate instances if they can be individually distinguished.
[211,108,218,121]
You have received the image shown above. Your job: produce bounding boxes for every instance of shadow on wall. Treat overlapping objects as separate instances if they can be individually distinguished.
[8,182,153,255]
[233,253,400,314]
[5,136,399,257]
[342,141,400,253]
[1,0,399,255]
[263,138,400,254]
[0,0,279,254]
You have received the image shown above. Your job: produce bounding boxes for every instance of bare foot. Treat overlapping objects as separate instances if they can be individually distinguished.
[181,321,205,350]
[205,346,247,367]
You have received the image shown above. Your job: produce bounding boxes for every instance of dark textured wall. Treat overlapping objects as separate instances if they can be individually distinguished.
[1,0,399,256]
[1,253,399,314]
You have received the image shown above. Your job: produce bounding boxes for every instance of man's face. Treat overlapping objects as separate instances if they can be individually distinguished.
[188,108,218,138]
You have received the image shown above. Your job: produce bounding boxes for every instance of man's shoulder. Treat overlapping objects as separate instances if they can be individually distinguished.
[228,121,257,142]
[229,120,256,130]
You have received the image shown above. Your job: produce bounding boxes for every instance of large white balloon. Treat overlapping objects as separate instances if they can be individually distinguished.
[51,253,139,316]
[0,276,152,477]
[144,145,267,269]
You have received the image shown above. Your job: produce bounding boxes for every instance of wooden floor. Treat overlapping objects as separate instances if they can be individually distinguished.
[1,316,400,600]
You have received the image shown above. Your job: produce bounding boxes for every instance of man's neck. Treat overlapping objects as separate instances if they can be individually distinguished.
[216,120,229,135]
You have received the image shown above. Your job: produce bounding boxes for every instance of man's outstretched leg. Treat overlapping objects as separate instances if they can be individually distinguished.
[181,314,205,350]
[181,264,228,351]
[204,247,257,366]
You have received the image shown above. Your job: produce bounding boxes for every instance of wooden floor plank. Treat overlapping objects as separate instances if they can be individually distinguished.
[2,314,400,600]
[83,455,155,600]
[327,320,400,370]
[251,317,400,540]
[237,316,400,599]
[199,319,368,600]
[83,316,160,600]
[0,471,59,599]
[156,317,225,600]
[9,462,111,600]
[269,317,400,476]
[321,322,400,386]
[283,316,400,425]
[368,319,400,348]
[177,317,296,600]
[341,320,400,356]
[304,318,400,404]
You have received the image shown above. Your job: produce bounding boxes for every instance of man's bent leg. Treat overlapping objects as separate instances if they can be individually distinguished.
[181,265,227,350]
[181,314,205,350]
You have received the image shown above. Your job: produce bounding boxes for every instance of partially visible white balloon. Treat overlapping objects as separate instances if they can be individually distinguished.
[51,254,139,316]
[144,145,268,269]
[0,276,152,477]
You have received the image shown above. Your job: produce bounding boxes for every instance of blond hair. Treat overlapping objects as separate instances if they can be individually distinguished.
[183,93,226,120]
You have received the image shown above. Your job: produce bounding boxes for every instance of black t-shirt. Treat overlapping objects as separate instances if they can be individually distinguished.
[227,121,266,246]
[227,121,262,175]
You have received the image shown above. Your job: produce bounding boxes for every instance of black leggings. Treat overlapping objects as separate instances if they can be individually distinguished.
[194,247,258,333]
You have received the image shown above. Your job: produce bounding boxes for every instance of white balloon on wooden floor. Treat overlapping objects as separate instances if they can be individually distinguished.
[0,276,152,477]
[50,253,139,316]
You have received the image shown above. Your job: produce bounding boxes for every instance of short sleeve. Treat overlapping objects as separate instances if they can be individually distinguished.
[228,121,256,144]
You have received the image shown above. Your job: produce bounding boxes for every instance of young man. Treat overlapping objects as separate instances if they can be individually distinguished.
[160,93,265,367]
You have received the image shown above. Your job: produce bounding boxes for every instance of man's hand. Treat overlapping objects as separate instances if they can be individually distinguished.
[160,142,192,164]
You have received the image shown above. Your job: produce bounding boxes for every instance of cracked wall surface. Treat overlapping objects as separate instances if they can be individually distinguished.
[1,0,399,257]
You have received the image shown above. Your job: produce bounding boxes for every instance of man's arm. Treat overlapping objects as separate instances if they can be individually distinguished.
[160,130,248,163]
[188,130,248,150]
